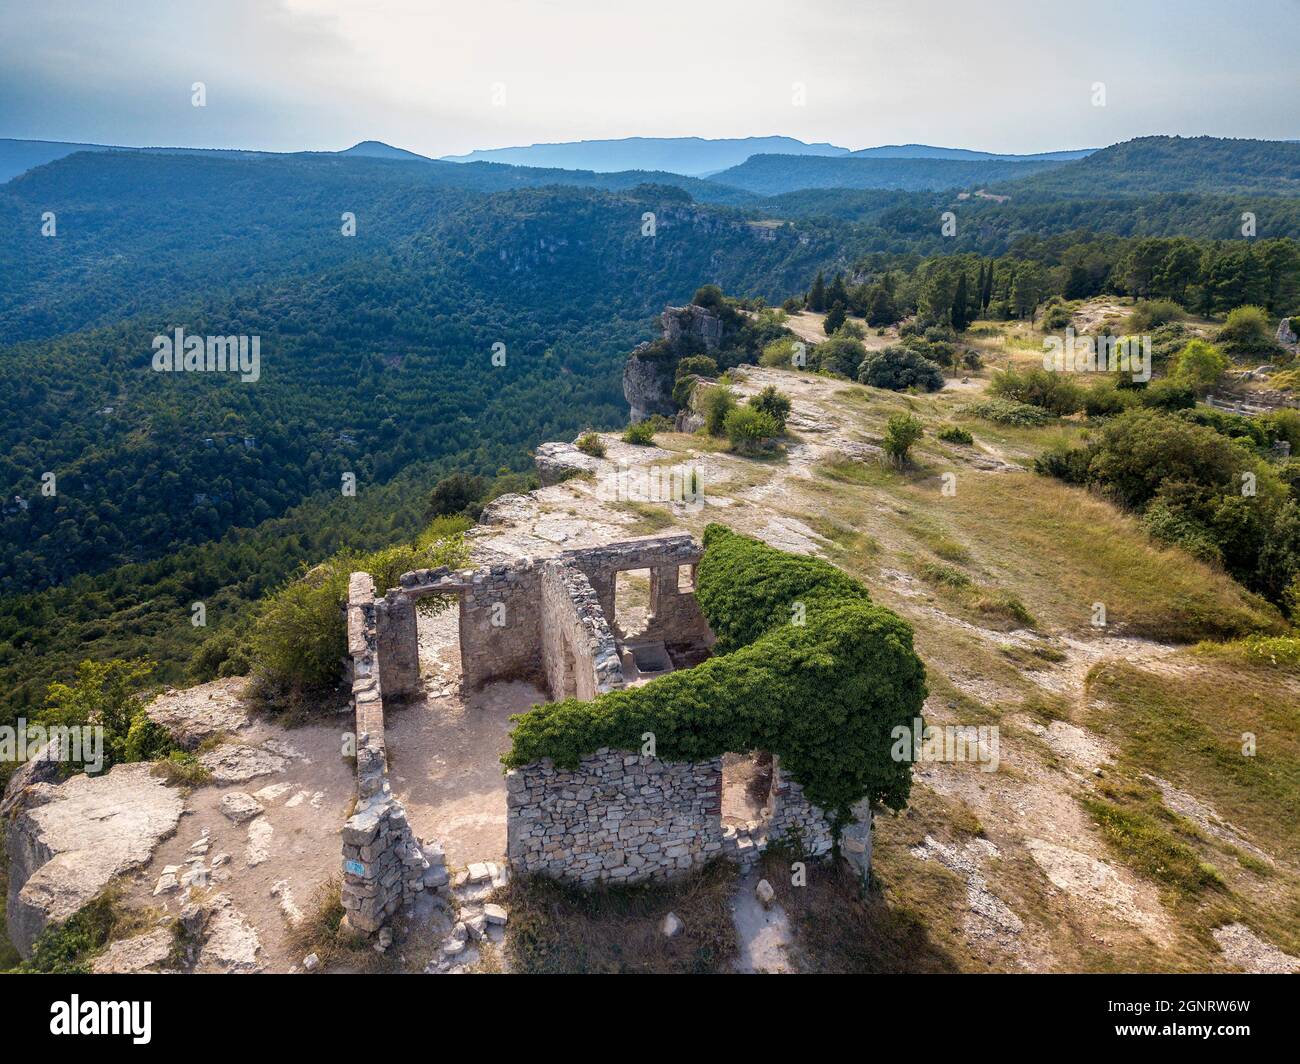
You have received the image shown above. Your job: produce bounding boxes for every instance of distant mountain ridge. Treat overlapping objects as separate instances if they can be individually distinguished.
[441,136,850,175]
[710,153,1066,195]
[850,143,1094,162]
[0,134,1098,187]
[0,138,429,184]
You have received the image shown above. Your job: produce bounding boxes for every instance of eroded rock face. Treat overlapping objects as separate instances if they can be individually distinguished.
[624,303,726,423]
[198,742,288,784]
[0,737,68,819]
[1278,316,1299,349]
[91,928,179,974]
[143,677,250,750]
[661,304,723,354]
[6,762,184,957]
[623,345,677,423]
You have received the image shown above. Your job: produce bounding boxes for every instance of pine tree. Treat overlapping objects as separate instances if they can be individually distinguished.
[808,271,827,312]
[827,272,848,309]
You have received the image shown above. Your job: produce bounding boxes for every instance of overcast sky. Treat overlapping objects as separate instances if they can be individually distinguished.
[1,0,1296,156]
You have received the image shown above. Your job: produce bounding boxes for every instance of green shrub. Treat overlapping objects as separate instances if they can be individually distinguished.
[38,659,176,775]
[504,525,926,820]
[1127,299,1184,333]
[701,386,737,436]
[988,365,1083,415]
[723,406,781,455]
[1041,302,1074,330]
[1082,378,1135,418]
[1217,305,1281,358]
[1134,379,1196,411]
[858,346,944,392]
[748,385,792,430]
[12,893,128,974]
[675,355,719,380]
[1033,443,1093,483]
[759,337,805,369]
[813,335,868,378]
[576,432,607,458]
[882,412,924,463]
[936,425,973,445]
[1169,339,1228,394]
[623,421,657,446]
[250,531,468,696]
[187,623,253,683]
[965,398,1052,427]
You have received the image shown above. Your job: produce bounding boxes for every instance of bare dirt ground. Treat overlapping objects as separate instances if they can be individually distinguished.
[385,607,541,868]
[119,705,356,972]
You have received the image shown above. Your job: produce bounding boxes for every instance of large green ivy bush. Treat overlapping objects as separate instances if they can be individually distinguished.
[504,525,927,819]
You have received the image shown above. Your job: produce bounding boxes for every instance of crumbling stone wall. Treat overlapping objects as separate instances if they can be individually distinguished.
[539,560,624,701]
[506,750,724,882]
[375,589,420,701]
[396,561,545,693]
[340,573,447,935]
[560,535,712,653]
[390,534,711,698]
[766,760,835,857]
[505,748,856,885]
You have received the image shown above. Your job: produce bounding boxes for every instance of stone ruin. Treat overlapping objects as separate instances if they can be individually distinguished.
[341,533,871,934]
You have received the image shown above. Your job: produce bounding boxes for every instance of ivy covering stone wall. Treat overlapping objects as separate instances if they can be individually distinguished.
[505,524,927,821]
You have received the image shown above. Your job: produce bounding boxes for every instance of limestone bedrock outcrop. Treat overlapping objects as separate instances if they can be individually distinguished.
[624,348,677,423]
[535,441,602,487]
[624,303,724,422]
[144,676,250,750]
[5,761,184,956]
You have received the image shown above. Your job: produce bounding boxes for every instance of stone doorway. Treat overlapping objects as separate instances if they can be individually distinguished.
[721,751,775,834]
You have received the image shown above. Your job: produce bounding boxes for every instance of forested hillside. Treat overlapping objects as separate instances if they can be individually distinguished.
[1001,136,1300,198]
[0,162,841,595]
[711,154,1066,195]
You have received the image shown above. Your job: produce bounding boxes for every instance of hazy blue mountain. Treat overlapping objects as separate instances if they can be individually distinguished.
[441,136,850,175]
[0,138,294,182]
[337,140,432,161]
[849,143,1095,162]
[0,137,429,183]
[709,154,1064,195]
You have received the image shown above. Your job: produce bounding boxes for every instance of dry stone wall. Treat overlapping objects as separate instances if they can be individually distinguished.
[506,750,725,882]
[505,748,853,885]
[539,560,624,701]
[340,573,448,935]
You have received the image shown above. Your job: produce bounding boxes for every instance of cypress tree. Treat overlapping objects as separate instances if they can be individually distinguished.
[951,271,970,331]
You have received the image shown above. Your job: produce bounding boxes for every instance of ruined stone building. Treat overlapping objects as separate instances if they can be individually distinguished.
[339,532,871,934]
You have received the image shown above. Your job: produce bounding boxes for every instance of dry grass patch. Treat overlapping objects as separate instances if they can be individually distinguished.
[286,878,393,973]
[759,848,964,973]
[495,861,738,974]
[1085,658,1300,960]
[917,472,1280,642]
